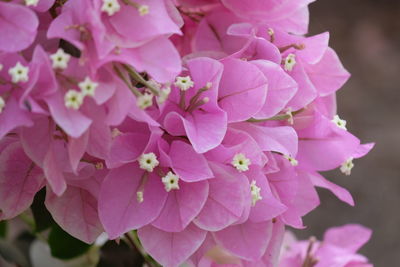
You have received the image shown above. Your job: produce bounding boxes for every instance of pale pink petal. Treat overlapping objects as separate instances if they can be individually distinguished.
[98,164,167,239]
[152,180,209,232]
[0,142,44,220]
[45,185,103,243]
[138,224,207,267]
[194,163,248,231]
[213,221,273,261]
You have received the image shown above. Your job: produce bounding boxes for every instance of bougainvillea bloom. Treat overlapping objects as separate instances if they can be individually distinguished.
[0,0,374,266]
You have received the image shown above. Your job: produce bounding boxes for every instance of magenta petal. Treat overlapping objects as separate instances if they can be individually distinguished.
[45,93,92,138]
[261,219,285,266]
[286,61,317,110]
[252,60,297,119]
[247,168,287,223]
[20,117,52,168]
[213,221,273,261]
[43,143,67,196]
[118,37,181,83]
[309,171,354,206]
[323,224,372,253]
[305,47,351,96]
[0,97,33,140]
[45,186,103,243]
[219,58,268,122]
[165,110,227,154]
[98,164,167,239]
[169,140,213,182]
[233,123,298,156]
[138,224,207,267]
[297,32,329,64]
[106,132,149,168]
[68,132,89,173]
[194,163,248,231]
[152,180,209,232]
[0,142,44,220]
[0,2,38,52]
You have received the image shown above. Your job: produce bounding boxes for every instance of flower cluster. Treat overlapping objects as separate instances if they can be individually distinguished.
[0,0,373,266]
[279,224,373,267]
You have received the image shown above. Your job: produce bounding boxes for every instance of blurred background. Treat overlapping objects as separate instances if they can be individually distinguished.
[295,0,400,266]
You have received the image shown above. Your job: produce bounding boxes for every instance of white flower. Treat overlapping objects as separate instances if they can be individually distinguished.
[340,157,354,176]
[64,90,84,110]
[8,62,29,83]
[139,152,159,172]
[332,115,347,130]
[157,85,171,104]
[283,154,298,166]
[174,76,194,91]
[78,77,98,97]
[0,96,5,114]
[50,48,71,70]
[101,0,121,16]
[137,93,153,109]
[25,0,39,6]
[111,128,122,138]
[284,53,296,71]
[138,5,149,16]
[250,180,262,206]
[161,171,180,192]
[136,191,144,203]
[232,153,251,172]
[0,64,3,72]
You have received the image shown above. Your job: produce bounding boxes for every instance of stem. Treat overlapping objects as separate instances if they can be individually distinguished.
[124,232,158,267]
[122,64,159,96]
[113,65,141,97]
[179,90,186,109]
[247,108,304,123]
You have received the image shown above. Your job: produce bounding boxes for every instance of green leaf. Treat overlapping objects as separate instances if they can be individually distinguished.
[48,224,90,259]
[0,221,7,238]
[31,188,55,232]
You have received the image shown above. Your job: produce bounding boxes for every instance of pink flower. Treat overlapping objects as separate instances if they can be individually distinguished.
[279,224,373,267]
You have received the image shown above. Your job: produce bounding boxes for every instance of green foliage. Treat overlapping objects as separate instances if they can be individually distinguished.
[0,221,7,238]
[31,188,55,232]
[48,224,90,259]
[97,239,144,267]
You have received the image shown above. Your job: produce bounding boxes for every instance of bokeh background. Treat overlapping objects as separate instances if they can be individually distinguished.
[295,0,400,266]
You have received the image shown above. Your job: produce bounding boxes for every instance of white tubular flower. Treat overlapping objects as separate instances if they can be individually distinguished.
[0,64,3,71]
[174,76,194,91]
[161,171,180,192]
[340,157,354,176]
[25,0,39,6]
[283,154,298,166]
[139,152,159,172]
[157,85,171,104]
[78,77,98,97]
[137,93,153,109]
[101,0,121,16]
[0,96,5,114]
[232,153,251,172]
[332,115,347,130]
[250,180,262,206]
[136,191,144,203]
[64,90,84,110]
[138,5,149,16]
[284,53,296,71]
[50,48,71,70]
[8,62,29,83]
